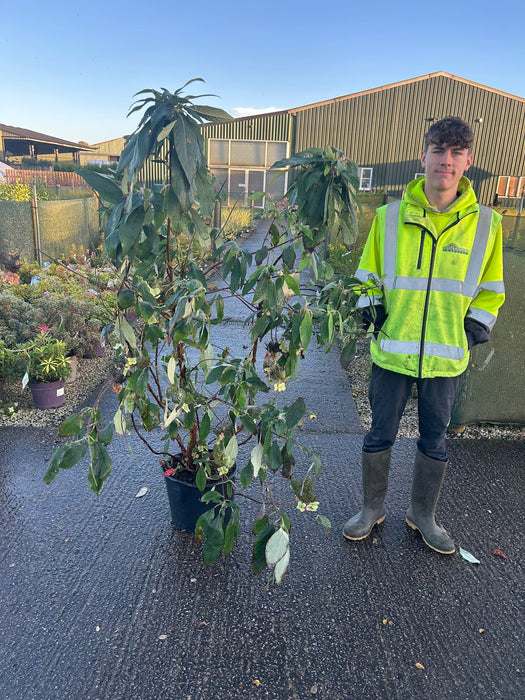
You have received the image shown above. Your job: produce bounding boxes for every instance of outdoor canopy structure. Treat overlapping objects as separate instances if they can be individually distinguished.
[0,124,91,163]
[201,72,525,208]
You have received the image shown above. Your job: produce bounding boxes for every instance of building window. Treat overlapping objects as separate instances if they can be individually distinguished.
[497,175,525,198]
[208,139,289,206]
[358,167,373,191]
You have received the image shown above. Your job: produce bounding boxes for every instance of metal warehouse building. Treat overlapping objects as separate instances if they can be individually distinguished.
[202,71,525,208]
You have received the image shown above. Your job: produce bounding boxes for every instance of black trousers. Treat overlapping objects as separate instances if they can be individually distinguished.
[363,364,460,462]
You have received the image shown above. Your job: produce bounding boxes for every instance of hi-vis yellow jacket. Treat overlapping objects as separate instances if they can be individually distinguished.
[356,177,505,379]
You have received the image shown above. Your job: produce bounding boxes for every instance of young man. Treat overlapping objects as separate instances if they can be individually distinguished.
[343,116,505,554]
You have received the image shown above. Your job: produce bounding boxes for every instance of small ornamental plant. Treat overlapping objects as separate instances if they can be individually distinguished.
[20,327,72,385]
[0,341,20,382]
[43,81,365,583]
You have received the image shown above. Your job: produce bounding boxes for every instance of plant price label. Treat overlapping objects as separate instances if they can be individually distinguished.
[57,387,65,397]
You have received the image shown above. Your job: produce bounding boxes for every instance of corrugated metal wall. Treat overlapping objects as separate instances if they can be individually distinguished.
[202,111,293,143]
[291,74,525,205]
[136,74,524,205]
[199,74,524,206]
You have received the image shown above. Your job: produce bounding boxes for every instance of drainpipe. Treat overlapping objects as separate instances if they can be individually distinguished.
[31,180,42,266]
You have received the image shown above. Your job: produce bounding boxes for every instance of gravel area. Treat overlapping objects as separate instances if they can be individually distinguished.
[0,351,116,428]
[346,337,525,441]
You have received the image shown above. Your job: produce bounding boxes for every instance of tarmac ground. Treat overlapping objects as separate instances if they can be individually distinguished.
[0,221,523,699]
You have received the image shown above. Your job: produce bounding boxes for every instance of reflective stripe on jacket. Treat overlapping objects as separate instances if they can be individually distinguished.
[356,177,505,379]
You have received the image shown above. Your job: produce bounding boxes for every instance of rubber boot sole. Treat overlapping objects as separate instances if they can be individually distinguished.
[406,517,455,555]
[343,514,385,541]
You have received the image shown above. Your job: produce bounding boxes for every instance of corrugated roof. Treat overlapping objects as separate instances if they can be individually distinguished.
[0,123,91,150]
[288,72,525,114]
[202,72,525,126]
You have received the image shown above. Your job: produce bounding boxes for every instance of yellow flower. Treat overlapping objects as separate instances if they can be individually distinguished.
[273,380,286,392]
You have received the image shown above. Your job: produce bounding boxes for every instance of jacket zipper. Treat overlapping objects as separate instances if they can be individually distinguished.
[410,212,469,377]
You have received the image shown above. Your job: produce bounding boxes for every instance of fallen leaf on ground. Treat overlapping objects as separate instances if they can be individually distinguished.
[459,545,480,564]
[493,549,507,559]
[135,486,148,498]
[415,662,425,670]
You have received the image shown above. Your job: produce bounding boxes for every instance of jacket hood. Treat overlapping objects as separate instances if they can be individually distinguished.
[404,176,477,214]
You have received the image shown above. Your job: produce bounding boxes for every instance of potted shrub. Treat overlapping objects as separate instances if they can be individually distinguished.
[43,81,363,582]
[20,327,71,408]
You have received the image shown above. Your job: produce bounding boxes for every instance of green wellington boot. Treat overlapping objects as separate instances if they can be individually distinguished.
[405,449,455,554]
[343,448,391,540]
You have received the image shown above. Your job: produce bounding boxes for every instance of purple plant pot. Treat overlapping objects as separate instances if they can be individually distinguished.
[29,380,66,409]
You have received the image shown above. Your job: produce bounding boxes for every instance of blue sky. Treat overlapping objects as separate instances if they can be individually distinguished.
[3,0,525,145]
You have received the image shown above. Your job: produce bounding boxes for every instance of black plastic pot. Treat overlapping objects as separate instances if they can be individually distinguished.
[164,465,234,533]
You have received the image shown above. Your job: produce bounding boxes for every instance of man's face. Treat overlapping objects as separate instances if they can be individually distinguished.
[421,142,473,197]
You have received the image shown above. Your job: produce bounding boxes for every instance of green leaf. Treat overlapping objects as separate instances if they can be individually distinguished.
[274,549,290,584]
[240,463,254,488]
[299,310,313,350]
[113,408,127,436]
[117,289,135,310]
[195,507,215,538]
[316,514,332,529]
[196,466,207,491]
[59,443,88,469]
[265,528,289,566]
[203,515,224,565]
[199,410,211,441]
[58,413,84,437]
[252,523,276,575]
[250,441,264,477]
[119,205,145,256]
[223,509,240,554]
[282,243,296,269]
[44,443,87,483]
[76,169,123,204]
[224,435,238,466]
[88,443,112,494]
[239,413,257,434]
[117,315,137,350]
[284,397,306,428]
[283,274,300,296]
[98,422,114,446]
[201,490,222,503]
[43,445,68,484]
[255,246,269,265]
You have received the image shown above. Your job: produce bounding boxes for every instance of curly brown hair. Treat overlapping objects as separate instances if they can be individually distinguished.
[424,116,474,152]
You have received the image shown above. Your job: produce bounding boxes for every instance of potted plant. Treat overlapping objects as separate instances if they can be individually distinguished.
[43,81,363,582]
[20,327,71,408]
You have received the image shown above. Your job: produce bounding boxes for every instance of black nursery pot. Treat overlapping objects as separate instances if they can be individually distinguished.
[164,464,235,533]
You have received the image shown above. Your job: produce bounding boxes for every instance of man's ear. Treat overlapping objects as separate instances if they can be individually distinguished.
[420,150,427,169]
[464,153,473,171]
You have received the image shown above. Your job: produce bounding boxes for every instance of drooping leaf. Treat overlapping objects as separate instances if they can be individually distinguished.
[273,549,290,584]
[76,169,123,204]
[88,443,112,494]
[284,397,306,428]
[265,528,289,566]
[299,310,313,350]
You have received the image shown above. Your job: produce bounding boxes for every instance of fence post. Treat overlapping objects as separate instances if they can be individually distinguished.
[213,199,221,230]
[31,180,42,266]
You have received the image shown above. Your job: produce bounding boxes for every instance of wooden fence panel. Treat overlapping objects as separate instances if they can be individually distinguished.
[5,169,86,187]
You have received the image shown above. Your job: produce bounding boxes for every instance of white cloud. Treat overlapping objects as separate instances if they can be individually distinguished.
[231,106,282,118]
